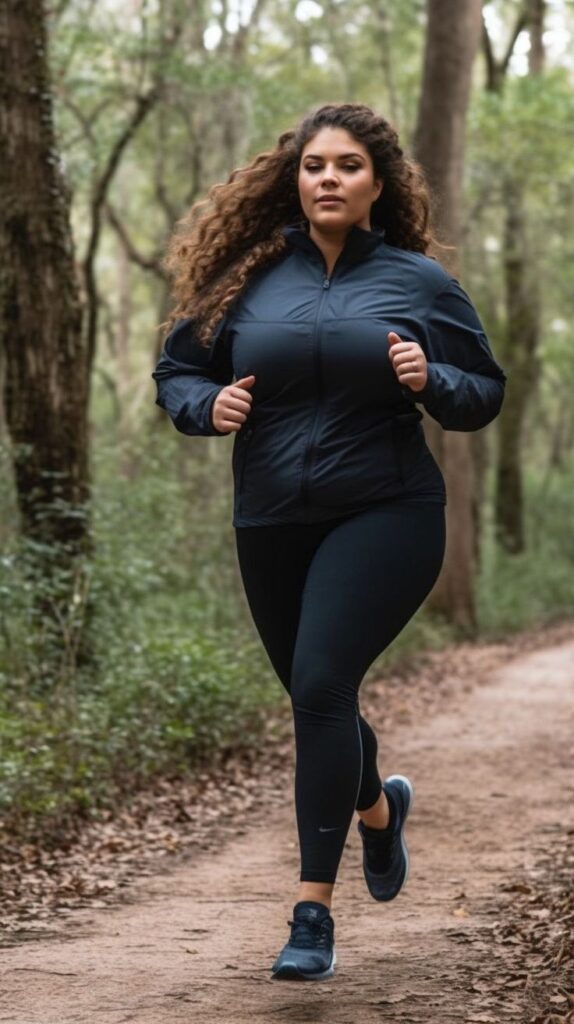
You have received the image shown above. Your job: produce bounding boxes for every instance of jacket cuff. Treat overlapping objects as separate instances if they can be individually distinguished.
[170,382,230,436]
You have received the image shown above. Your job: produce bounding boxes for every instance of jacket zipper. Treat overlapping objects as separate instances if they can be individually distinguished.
[300,270,332,510]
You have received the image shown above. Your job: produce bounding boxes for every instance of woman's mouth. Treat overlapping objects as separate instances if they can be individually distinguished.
[316,196,344,205]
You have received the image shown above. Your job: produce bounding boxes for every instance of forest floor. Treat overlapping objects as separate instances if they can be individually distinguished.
[1,622,573,1024]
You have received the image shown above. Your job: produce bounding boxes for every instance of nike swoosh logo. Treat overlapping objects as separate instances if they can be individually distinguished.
[319,826,341,832]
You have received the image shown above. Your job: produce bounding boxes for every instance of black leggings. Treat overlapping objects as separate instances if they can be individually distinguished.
[234,500,446,883]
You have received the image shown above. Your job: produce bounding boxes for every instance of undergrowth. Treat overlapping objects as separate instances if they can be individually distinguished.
[1,434,572,843]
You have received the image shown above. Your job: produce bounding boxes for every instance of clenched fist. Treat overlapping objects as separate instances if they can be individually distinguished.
[388,332,428,393]
[211,375,256,433]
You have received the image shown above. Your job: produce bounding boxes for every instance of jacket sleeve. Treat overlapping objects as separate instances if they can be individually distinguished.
[402,279,507,431]
[151,317,234,436]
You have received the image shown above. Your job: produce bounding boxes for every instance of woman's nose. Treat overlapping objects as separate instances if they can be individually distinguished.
[320,167,339,186]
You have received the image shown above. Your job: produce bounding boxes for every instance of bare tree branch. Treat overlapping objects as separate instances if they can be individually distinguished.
[481,17,497,90]
[105,203,166,277]
[482,2,529,92]
[82,86,161,370]
[232,0,269,58]
[501,8,529,75]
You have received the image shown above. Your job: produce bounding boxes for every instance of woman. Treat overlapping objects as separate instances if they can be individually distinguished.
[152,102,506,982]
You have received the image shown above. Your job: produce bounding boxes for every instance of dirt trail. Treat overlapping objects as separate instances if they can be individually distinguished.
[2,641,573,1024]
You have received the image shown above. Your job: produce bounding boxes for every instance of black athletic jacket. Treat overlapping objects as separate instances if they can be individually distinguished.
[152,222,506,527]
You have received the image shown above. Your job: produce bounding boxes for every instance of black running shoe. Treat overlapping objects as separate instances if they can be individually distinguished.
[357,773,414,902]
[271,901,336,981]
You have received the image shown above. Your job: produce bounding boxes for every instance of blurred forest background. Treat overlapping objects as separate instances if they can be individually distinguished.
[1,0,573,844]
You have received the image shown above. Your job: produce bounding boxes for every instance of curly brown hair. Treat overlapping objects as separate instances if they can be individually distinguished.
[160,103,433,347]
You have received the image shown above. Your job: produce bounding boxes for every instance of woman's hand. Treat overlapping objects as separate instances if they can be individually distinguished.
[388,332,428,393]
[211,375,256,432]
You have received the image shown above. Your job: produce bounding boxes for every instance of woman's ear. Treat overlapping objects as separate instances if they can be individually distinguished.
[374,178,384,201]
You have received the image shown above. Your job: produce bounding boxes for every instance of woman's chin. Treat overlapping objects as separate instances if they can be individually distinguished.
[308,210,354,233]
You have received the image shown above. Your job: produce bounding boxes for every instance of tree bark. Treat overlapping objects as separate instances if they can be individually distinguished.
[0,2,90,538]
[495,179,541,552]
[0,0,91,671]
[488,0,544,553]
[412,0,484,631]
[528,0,545,74]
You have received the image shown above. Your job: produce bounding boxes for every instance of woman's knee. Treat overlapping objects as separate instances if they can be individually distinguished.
[290,663,356,718]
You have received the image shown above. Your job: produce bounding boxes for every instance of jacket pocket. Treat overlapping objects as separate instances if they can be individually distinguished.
[236,424,255,516]
[390,411,423,486]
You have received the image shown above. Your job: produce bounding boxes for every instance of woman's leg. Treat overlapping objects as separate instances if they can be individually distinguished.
[234,522,384,815]
[235,519,382,909]
[234,502,445,900]
[290,501,445,885]
[234,521,331,693]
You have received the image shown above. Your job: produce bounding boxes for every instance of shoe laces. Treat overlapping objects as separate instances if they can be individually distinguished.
[287,915,331,950]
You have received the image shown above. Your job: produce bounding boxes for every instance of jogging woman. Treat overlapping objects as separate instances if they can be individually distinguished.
[152,102,506,982]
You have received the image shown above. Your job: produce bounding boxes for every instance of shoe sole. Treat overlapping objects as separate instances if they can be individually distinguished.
[271,948,337,981]
[365,773,414,902]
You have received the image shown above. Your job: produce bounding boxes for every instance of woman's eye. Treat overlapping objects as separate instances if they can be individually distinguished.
[302,161,360,174]
[304,164,361,173]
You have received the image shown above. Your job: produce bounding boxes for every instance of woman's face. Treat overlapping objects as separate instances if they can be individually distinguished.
[298,127,383,234]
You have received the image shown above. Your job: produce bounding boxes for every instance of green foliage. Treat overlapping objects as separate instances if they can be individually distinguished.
[478,461,574,635]
[0,626,274,834]
[0,435,280,838]
[468,68,574,196]
[4,425,573,841]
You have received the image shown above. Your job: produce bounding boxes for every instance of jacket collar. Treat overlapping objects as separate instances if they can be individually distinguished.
[281,220,386,268]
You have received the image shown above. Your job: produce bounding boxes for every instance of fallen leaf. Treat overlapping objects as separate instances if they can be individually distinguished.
[500,882,532,895]
[453,906,470,918]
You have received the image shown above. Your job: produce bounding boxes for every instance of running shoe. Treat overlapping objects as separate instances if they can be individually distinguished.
[271,900,336,980]
[357,773,414,901]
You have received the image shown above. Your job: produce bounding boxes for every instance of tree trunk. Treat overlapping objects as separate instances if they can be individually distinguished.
[0,0,91,672]
[412,0,484,631]
[495,179,540,552]
[528,0,545,75]
[492,0,544,553]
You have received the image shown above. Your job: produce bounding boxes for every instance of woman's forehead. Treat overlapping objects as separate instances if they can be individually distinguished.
[300,126,369,160]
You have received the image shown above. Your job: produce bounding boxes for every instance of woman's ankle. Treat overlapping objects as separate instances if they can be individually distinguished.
[357,788,390,829]
[297,881,334,910]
